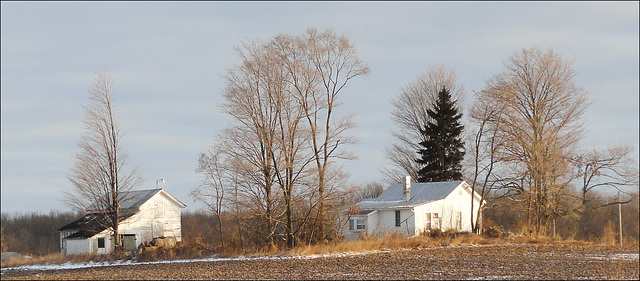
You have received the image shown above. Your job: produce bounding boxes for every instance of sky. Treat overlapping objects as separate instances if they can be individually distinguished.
[2,1,638,214]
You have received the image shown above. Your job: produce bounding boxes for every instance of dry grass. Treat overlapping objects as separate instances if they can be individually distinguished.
[136,242,216,262]
[1,252,106,268]
[285,232,500,257]
[600,221,619,247]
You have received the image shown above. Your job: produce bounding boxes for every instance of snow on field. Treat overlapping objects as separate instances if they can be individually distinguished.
[1,250,381,272]
[585,253,640,260]
[2,246,638,273]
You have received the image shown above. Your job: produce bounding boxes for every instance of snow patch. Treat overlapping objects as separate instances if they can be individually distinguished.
[1,250,382,272]
[585,253,639,260]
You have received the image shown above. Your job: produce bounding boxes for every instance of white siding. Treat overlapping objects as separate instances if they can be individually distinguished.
[366,211,379,236]
[413,183,482,234]
[93,233,112,255]
[368,209,415,236]
[64,239,91,255]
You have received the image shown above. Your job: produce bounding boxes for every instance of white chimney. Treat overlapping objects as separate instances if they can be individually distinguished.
[404,175,411,202]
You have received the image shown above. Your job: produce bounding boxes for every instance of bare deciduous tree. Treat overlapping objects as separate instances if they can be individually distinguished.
[64,71,143,251]
[383,65,464,184]
[221,40,283,247]
[210,28,367,248]
[276,28,369,241]
[466,92,508,233]
[575,145,639,208]
[191,142,230,251]
[477,47,589,235]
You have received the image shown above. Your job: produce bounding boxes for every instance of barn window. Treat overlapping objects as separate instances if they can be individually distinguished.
[395,210,401,227]
[97,237,105,249]
[155,201,165,218]
[425,213,432,230]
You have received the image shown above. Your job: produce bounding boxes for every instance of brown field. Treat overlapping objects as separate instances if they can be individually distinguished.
[2,244,638,280]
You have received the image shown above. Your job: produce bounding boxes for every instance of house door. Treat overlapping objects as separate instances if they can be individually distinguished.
[122,234,136,251]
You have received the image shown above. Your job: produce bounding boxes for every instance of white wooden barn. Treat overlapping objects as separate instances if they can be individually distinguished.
[57,188,186,255]
[344,178,485,241]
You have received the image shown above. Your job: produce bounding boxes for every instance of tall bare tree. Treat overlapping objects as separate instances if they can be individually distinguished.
[477,47,589,235]
[221,40,283,247]
[64,71,143,251]
[214,28,367,248]
[275,28,369,241]
[191,142,230,251]
[466,92,504,233]
[383,65,464,184]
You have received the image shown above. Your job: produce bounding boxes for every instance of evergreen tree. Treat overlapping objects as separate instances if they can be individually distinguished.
[416,87,465,182]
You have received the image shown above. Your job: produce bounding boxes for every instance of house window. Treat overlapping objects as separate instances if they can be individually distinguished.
[456,212,462,230]
[97,237,105,249]
[426,213,440,230]
[395,210,401,227]
[432,213,440,229]
[349,218,365,231]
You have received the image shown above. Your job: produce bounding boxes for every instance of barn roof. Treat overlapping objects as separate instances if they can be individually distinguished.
[119,188,163,209]
[57,212,135,239]
[357,181,465,210]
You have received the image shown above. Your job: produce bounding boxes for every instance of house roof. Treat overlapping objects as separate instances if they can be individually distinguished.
[357,181,465,210]
[58,188,186,238]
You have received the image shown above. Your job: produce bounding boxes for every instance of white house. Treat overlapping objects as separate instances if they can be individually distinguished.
[344,178,485,240]
[57,188,186,255]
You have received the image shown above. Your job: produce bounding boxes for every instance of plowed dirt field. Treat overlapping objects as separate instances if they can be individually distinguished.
[2,244,639,280]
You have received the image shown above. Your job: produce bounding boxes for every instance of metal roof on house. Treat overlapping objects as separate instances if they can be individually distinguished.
[357,181,465,210]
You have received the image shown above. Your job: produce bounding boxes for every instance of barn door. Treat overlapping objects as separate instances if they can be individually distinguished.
[122,234,136,251]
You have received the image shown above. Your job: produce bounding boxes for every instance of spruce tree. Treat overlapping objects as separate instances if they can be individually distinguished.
[416,87,465,182]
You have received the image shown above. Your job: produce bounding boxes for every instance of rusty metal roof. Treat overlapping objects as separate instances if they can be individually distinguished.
[58,212,135,238]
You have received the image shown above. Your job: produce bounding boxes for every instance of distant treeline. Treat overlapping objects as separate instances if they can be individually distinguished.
[1,211,78,256]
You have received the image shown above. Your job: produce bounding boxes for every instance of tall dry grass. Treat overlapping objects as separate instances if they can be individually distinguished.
[600,221,619,247]
[285,232,498,257]
[1,252,107,268]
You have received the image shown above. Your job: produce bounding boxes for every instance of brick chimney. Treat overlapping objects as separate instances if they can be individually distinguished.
[404,175,411,202]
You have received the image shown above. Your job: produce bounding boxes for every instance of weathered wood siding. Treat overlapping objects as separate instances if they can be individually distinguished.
[118,191,183,248]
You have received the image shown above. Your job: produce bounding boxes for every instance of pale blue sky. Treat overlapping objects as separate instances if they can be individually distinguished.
[2,1,638,213]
